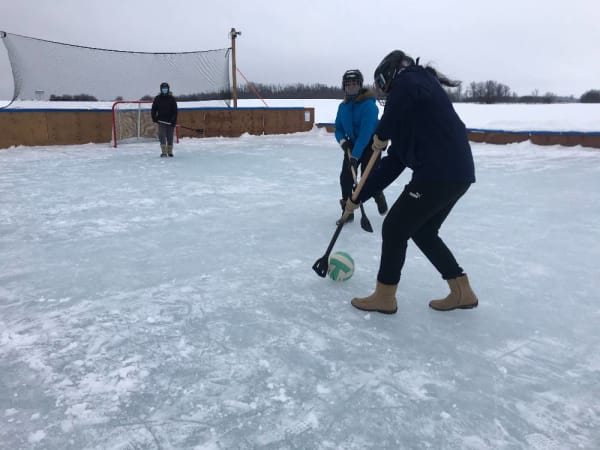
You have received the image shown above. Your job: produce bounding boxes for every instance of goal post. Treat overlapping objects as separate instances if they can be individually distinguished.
[111,100,179,148]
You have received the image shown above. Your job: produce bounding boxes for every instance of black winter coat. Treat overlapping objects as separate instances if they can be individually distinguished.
[360,65,475,201]
[151,93,178,125]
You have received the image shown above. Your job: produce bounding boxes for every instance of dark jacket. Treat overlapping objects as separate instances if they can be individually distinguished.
[151,93,178,125]
[334,89,379,160]
[360,65,475,201]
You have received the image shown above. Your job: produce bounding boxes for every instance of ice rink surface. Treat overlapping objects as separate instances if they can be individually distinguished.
[1,129,599,449]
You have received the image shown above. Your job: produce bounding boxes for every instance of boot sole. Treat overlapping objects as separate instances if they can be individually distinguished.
[352,303,397,314]
[429,301,478,312]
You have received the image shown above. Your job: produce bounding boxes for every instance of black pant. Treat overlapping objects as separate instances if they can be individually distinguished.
[340,144,376,200]
[377,181,471,285]
[158,122,175,146]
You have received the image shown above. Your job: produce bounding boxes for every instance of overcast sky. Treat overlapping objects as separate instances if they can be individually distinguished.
[1,0,599,99]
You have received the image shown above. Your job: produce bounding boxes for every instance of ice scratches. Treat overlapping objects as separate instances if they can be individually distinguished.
[525,432,562,450]
[119,422,163,450]
[253,411,318,448]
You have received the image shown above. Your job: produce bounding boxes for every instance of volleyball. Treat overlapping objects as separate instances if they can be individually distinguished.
[328,251,355,281]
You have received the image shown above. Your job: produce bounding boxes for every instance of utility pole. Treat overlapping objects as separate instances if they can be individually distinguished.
[230,28,242,108]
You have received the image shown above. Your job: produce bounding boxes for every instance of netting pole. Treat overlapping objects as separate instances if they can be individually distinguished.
[230,28,242,108]
[137,103,142,140]
[112,101,119,148]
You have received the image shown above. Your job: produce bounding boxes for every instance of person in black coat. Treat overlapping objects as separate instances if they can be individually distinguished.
[151,82,178,157]
[342,50,478,314]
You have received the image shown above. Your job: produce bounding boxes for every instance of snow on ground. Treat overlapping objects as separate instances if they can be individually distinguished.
[1,123,600,449]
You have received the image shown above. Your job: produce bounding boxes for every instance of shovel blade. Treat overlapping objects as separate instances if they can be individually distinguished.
[361,217,373,233]
[312,256,329,277]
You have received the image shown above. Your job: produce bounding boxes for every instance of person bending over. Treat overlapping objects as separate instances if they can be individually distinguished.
[342,50,478,314]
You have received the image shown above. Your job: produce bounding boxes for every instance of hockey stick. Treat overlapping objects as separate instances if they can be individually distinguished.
[159,121,204,135]
[347,149,373,233]
[178,124,205,134]
[312,146,382,277]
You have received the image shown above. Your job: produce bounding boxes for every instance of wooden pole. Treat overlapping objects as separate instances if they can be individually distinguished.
[230,28,241,108]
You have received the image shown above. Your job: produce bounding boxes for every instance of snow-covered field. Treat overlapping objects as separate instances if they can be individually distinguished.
[1,102,600,449]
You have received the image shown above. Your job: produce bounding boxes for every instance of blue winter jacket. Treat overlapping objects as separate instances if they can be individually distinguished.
[359,65,475,201]
[334,89,379,160]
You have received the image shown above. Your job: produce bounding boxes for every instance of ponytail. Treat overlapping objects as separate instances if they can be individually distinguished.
[424,65,461,88]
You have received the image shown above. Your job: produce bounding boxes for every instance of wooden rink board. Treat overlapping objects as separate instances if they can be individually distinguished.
[315,124,600,150]
[0,107,315,149]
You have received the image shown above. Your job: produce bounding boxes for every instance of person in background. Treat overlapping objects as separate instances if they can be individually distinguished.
[342,50,478,314]
[334,69,388,224]
[151,82,178,157]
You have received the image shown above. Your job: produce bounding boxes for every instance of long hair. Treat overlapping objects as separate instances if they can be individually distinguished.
[423,64,461,88]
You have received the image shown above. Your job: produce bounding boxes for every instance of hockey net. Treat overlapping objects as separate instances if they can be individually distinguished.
[111,101,179,148]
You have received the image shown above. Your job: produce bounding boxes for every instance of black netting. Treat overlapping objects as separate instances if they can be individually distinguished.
[1,32,230,102]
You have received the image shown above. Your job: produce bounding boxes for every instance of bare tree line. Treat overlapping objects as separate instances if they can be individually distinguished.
[49,82,600,104]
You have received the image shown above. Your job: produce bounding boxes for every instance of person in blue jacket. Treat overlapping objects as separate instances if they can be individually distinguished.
[335,69,388,224]
[342,50,478,314]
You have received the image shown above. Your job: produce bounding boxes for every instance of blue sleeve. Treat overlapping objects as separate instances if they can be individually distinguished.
[334,104,345,143]
[351,100,379,160]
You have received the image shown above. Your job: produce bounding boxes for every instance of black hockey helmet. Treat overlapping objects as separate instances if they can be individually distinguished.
[373,50,415,95]
[160,82,170,91]
[341,69,363,89]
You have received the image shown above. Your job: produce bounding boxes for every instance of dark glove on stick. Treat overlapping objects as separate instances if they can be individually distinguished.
[340,138,353,153]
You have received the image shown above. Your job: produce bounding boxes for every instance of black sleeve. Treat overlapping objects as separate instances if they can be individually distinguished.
[151,97,158,120]
[358,153,406,202]
[171,97,178,124]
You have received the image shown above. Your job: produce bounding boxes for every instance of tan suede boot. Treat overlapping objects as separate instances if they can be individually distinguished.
[167,145,173,157]
[351,281,398,314]
[160,144,168,157]
[429,274,478,311]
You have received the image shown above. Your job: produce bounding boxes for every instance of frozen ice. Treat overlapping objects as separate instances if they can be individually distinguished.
[1,124,599,449]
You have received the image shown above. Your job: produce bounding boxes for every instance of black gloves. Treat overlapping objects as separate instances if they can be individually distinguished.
[340,139,359,172]
[340,138,353,153]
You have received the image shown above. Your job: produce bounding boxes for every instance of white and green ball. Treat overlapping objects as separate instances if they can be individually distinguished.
[328,251,355,281]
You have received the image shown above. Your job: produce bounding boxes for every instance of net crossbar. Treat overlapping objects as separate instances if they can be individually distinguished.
[1,31,231,103]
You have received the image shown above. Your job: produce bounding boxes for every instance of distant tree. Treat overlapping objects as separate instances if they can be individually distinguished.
[464,80,513,103]
[542,92,557,104]
[176,83,343,101]
[174,90,230,101]
[445,84,463,102]
[140,95,153,101]
[580,89,600,103]
[114,96,123,102]
[49,94,97,101]
[237,82,342,99]
[518,95,540,104]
